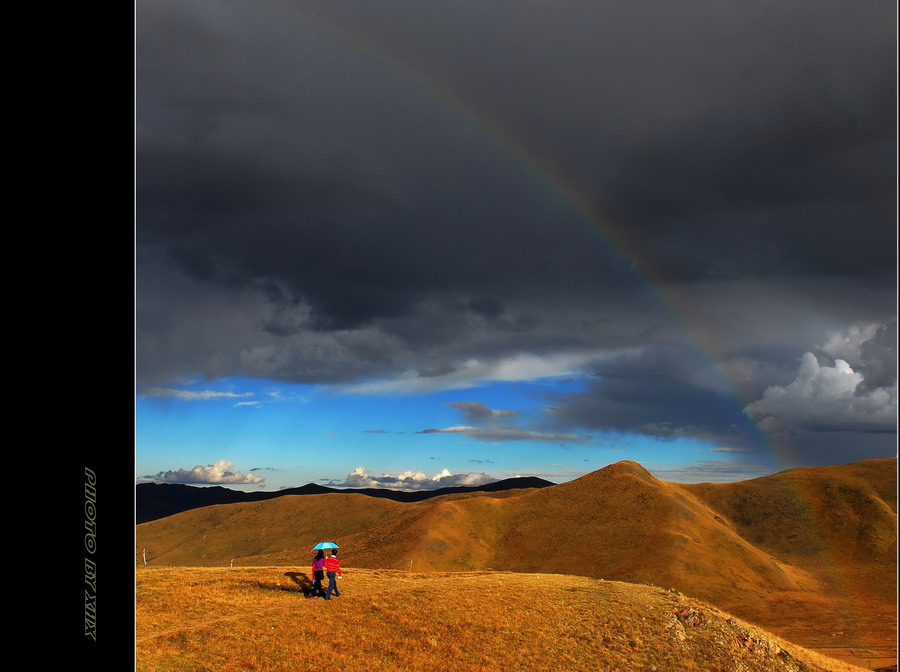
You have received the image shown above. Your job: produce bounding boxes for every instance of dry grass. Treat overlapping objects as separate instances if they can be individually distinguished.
[137,459,897,669]
[137,566,873,672]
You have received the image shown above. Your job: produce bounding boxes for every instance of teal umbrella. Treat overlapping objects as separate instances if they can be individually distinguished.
[312,542,340,550]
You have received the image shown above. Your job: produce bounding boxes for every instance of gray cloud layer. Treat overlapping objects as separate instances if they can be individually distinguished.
[137,0,896,467]
[419,426,590,443]
[421,401,591,443]
[444,402,519,424]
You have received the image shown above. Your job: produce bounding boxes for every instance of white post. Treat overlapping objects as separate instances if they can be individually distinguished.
[409,560,413,573]
[143,548,147,565]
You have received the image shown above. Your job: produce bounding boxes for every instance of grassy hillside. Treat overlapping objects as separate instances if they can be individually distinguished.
[136,566,876,672]
[137,493,412,566]
[679,458,897,658]
[136,458,897,666]
[682,459,896,563]
[136,486,534,567]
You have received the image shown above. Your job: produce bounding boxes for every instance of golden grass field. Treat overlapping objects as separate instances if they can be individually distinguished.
[136,566,876,672]
[137,459,896,670]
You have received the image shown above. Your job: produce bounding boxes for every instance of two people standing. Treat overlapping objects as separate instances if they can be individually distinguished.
[310,547,342,599]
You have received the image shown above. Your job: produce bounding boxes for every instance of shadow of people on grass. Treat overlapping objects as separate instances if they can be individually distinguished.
[284,572,314,597]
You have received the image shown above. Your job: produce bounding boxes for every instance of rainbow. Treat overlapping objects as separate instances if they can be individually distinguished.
[261,0,793,467]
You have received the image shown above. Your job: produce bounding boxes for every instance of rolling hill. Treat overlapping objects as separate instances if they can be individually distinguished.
[136,458,897,667]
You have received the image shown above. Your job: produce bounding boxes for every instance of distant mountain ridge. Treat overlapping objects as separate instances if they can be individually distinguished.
[136,476,554,523]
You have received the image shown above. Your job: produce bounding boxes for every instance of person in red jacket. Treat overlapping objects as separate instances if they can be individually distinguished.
[310,550,327,598]
[323,549,342,600]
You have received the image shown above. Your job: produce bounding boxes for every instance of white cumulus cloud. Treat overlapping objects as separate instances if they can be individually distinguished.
[819,323,880,366]
[820,319,897,393]
[745,352,896,433]
[142,460,265,485]
[327,466,497,491]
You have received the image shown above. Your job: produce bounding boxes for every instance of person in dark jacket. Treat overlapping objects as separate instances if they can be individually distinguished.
[310,550,327,598]
[324,549,342,600]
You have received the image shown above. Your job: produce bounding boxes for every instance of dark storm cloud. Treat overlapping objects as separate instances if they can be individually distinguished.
[857,320,898,393]
[137,0,893,344]
[137,0,895,464]
[291,0,895,284]
[138,0,644,338]
[467,297,505,320]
